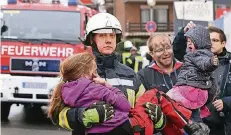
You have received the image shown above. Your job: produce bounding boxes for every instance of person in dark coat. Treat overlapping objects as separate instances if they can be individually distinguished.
[49,13,165,135]
[138,34,182,93]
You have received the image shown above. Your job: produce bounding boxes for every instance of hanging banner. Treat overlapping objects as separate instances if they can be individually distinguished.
[174,1,214,21]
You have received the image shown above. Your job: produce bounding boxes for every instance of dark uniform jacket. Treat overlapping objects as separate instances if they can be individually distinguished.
[137,59,182,93]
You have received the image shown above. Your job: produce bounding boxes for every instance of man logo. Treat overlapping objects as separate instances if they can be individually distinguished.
[25,59,46,71]
[32,59,39,71]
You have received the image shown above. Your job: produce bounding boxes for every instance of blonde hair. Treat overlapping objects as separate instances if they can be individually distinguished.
[48,52,96,119]
[147,34,172,54]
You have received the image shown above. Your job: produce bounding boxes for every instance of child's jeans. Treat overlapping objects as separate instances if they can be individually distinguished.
[191,109,202,122]
[184,132,189,135]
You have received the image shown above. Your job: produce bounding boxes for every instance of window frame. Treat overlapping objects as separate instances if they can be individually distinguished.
[140,5,169,23]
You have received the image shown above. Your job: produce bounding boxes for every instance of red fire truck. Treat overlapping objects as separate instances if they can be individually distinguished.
[0,0,96,120]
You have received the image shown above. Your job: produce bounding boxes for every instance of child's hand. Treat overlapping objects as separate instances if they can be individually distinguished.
[93,77,106,84]
[93,77,112,87]
[92,73,100,78]
[212,55,219,66]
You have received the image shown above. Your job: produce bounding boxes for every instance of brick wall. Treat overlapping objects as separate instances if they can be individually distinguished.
[114,1,173,36]
[114,0,126,34]
[125,3,141,23]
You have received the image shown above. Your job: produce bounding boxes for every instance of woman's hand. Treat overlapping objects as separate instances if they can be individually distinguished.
[213,99,224,111]
[184,21,196,33]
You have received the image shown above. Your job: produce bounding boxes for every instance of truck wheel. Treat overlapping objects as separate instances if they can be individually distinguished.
[1,102,12,121]
[24,104,43,122]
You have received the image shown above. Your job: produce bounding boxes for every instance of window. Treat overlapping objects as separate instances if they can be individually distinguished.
[140,5,169,31]
[155,9,168,23]
[2,10,81,42]
[141,9,150,23]
[140,5,168,23]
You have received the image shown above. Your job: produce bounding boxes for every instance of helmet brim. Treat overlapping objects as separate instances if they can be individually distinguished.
[92,28,122,34]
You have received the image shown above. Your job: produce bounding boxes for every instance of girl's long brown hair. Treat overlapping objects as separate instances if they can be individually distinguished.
[48,52,96,119]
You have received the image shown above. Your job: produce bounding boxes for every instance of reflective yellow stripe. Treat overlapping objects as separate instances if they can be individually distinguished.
[59,108,65,128]
[126,58,133,64]
[59,107,72,131]
[136,84,145,100]
[134,56,143,72]
[155,114,165,130]
[135,56,143,61]
[134,61,139,72]
[127,89,135,108]
[122,52,131,64]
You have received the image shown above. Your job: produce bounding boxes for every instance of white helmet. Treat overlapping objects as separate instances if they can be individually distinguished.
[84,13,122,44]
[124,40,133,49]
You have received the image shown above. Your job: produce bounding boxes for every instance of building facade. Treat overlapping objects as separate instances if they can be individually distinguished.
[104,0,174,39]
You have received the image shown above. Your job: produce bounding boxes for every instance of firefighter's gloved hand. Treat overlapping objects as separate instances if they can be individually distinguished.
[81,101,114,128]
[143,102,166,130]
[184,121,210,135]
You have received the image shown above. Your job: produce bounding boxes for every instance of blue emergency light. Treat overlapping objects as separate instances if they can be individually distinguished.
[1,65,9,70]
[8,0,17,4]
[68,0,77,6]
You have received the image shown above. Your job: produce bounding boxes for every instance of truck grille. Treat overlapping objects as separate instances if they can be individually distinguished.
[13,93,32,98]
[36,94,48,99]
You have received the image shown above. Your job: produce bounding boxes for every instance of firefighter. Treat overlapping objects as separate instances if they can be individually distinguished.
[126,46,143,72]
[122,40,133,65]
[49,13,164,135]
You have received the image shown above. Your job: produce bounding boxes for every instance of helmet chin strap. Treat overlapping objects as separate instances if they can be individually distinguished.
[91,41,100,53]
[90,42,117,68]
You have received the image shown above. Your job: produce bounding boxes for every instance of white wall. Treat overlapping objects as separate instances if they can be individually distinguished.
[0,0,7,6]
[224,12,231,52]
